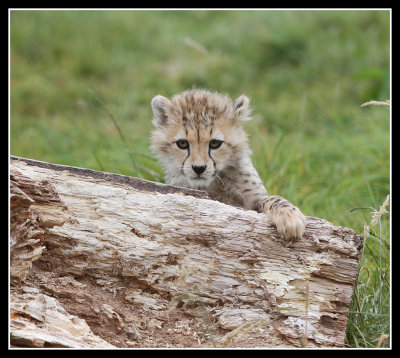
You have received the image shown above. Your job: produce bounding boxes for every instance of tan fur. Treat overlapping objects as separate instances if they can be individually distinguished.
[150,89,305,241]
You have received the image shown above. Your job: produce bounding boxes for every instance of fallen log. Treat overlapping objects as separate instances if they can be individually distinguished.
[9,156,362,348]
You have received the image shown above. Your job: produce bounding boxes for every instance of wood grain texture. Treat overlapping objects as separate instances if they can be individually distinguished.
[9,156,362,348]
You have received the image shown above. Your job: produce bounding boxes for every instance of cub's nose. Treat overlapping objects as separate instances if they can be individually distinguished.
[192,165,206,175]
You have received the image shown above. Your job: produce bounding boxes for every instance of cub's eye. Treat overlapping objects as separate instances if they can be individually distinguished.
[176,139,189,149]
[209,139,223,150]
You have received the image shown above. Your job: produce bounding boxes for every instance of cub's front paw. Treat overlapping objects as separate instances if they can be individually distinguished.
[263,196,305,244]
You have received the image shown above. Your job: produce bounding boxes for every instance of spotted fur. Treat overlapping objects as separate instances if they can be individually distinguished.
[150,89,305,241]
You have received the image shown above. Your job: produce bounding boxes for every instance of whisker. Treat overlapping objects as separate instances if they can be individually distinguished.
[215,173,226,188]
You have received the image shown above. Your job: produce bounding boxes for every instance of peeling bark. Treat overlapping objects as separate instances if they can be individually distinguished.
[9,156,362,348]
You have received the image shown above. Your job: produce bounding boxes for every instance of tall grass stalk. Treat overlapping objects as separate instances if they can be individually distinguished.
[346,196,390,348]
[88,89,144,178]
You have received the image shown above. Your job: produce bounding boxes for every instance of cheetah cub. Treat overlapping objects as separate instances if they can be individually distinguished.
[150,89,305,242]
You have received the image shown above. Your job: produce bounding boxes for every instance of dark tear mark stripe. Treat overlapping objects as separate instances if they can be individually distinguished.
[182,143,191,169]
[208,147,216,168]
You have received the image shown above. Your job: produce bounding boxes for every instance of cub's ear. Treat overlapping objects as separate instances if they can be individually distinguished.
[151,95,171,127]
[233,94,251,121]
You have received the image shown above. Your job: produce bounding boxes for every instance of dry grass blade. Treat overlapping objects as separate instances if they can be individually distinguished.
[220,319,269,347]
[376,332,388,348]
[301,279,309,348]
[183,37,208,56]
[360,100,390,108]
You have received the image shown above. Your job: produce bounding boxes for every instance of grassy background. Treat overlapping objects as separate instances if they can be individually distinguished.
[10,10,390,347]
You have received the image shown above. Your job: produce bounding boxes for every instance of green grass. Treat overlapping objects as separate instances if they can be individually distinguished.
[10,9,390,347]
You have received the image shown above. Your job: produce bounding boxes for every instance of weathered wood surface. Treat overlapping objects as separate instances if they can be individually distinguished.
[9,156,362,348]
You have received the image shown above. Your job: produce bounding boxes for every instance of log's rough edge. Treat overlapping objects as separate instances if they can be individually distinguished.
[9,156,363,348]
[10,155,209,199]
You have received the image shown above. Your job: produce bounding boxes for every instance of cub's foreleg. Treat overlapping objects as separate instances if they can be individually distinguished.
[226,159,305,243]
[214,159,305,244]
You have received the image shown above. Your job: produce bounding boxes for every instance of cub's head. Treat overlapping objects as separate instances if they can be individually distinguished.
[150,89,252,189]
